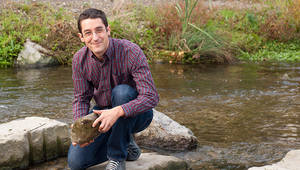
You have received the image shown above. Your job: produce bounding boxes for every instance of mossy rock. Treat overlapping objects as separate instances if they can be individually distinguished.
[71,113,101,145]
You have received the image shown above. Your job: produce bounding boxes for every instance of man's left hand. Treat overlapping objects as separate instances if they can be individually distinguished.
[92,106,125,133]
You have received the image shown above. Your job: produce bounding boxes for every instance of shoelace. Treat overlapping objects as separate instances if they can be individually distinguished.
[127,147,138,156]
[106,160,120,170]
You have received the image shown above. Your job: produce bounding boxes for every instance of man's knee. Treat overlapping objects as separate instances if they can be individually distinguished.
[112,84,138,106]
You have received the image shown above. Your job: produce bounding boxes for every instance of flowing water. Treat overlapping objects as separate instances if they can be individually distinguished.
[1,61,300,170]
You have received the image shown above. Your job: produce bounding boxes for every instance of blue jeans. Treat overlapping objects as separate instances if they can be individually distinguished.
[68,84,153,170]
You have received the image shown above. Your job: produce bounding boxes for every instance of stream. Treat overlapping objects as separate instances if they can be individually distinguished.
[0,61,299,169]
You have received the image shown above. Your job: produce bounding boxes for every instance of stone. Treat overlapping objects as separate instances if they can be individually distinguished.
[87,153,192,170]
[14,39,58,67]
[135,109,197,151]
[0,117,71,169]
[0,132,29,170]
[248,150,300,170]
[71,113,101,145]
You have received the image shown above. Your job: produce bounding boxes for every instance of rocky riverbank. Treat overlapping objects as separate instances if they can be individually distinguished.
[0,109,195,170]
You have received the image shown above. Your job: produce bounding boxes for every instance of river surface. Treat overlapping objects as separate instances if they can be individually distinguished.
[1,61,300,170]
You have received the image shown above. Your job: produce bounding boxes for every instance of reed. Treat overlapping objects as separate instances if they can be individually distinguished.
[175,0,199,36]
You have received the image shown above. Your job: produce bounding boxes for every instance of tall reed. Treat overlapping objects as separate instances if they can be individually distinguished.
[175,0,199,36]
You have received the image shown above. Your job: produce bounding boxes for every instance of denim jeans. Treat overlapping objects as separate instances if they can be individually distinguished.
[68,84,153,170]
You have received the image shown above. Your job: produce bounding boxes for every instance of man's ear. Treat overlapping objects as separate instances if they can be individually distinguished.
[107,25,111,36]
[78,33,85,43]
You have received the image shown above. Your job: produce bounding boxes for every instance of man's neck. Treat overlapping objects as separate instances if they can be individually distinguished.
[95,55,104,62]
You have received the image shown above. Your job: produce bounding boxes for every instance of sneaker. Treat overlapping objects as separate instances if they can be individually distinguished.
[126,134,141,161]
[105,159,126,170]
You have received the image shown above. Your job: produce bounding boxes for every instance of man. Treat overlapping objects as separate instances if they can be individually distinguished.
[67,8,159,170]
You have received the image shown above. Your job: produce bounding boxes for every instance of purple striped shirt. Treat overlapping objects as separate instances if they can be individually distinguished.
[72,37,159,121]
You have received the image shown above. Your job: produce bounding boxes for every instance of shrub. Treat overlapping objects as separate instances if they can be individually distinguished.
[259,0,300,42]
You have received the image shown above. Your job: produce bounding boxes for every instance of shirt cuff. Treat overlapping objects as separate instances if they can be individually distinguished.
[121,103,133,117]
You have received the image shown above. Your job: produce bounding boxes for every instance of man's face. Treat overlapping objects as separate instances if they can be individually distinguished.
[79,18,111,60]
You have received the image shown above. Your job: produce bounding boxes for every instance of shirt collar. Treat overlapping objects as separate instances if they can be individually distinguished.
[88,37,114,62]
[104,37,114,60]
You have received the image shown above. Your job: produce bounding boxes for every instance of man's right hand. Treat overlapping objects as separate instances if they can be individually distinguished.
[71,124,94,147]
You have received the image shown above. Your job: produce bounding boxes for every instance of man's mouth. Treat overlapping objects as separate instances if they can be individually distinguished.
[92,39,103,45]
[92,42,102,45]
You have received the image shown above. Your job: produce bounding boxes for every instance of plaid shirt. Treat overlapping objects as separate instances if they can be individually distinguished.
[72,37,159,121]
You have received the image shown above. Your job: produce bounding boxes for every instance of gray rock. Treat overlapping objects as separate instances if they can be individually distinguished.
[0,117,71,169]
[71,113,101,145]
[248,150,300,170]
[0,132,29,169]
[87,153,192,170]
[135,109,198,151]
[14,39,58,67]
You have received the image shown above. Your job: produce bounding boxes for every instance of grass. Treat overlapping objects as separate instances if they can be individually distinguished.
[0,1,81,67]
[240,41,300,61]
[0,0,300,67]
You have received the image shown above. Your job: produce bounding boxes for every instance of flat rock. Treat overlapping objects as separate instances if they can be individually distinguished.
[248,150,300,170]
[87,153,191,170]
[0,117,71,169]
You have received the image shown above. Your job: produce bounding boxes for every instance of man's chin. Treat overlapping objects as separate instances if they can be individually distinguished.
[90,47,103,53]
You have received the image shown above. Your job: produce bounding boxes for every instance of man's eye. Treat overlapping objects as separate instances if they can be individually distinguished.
[96,29,103,34]
[85,32,91,36]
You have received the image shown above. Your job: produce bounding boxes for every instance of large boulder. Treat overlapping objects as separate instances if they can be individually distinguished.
[0,117,71,170]
[14,39,58,67]
[135,109,198,151]
[248,150,300,170]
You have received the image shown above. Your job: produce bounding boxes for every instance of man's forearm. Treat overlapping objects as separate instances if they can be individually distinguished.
[72,99,91,121]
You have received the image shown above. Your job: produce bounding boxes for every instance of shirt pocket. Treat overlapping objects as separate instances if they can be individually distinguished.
[111,72,129,87]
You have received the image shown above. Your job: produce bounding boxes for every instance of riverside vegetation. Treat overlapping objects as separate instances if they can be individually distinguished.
[0,0,300,67]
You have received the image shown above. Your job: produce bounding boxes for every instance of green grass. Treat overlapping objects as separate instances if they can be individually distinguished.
[1,0,300,67]
[239,41,300,61]
[0,2,77,67]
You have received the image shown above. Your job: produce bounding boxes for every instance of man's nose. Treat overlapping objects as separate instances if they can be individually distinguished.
[92,32,100,40]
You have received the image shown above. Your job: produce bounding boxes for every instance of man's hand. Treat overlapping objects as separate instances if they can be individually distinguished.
[70,124,94,147]
[92,106,125,133]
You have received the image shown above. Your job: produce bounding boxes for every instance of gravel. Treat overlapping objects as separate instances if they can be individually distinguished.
[1,0,182,16]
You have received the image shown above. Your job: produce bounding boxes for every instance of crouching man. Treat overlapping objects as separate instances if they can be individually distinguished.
[67,8,159,170]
